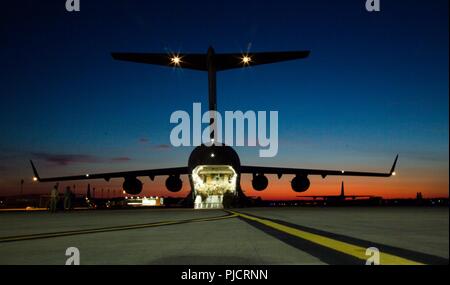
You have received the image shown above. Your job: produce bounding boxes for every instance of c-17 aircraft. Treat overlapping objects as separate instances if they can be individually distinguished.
[30,46,398,209]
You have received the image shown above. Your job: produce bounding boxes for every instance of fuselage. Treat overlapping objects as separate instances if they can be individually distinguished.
[186,144,247,208]
[183,48,243,208]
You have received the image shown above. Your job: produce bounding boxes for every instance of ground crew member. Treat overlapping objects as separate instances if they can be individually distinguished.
[64,186,72,211]
[49,183,59,213]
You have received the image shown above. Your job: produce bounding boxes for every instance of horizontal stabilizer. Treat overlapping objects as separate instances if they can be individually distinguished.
[111,50,310,71]
[111,53,207,71]
[215,51,310,71]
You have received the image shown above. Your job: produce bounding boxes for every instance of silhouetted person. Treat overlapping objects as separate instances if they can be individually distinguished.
[49,183,59,213]
[86,184,91,200]
[64,186,73,211]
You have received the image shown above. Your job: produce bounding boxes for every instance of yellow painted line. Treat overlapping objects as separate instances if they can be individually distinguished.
[0,213,237,243]
[230,211,424,265]
[0,208,48,212]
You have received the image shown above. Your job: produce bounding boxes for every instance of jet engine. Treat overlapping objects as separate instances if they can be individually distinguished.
[166,175,183,192]
[122,177,143,195]
[291,175,310,192]
[252,174,269,191]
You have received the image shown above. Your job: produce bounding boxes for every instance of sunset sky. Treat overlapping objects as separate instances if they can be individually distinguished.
[0,0,448,199]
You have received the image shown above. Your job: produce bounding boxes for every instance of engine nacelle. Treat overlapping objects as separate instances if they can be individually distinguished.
[123,178,143,195]
[291,175,310,192]
[166,175,182,192]
[252,174,268,191]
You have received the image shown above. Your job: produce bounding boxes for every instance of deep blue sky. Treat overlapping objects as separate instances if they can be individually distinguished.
[0,0,448,198]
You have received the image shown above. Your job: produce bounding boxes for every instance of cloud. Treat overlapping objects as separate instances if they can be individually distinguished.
[111,157,131,162]
[32,152,132,166]
[138,138,171,150]
[401,150,449,163]
[32,152,102,166]
[154,144,171,149]
[0,152,20,161]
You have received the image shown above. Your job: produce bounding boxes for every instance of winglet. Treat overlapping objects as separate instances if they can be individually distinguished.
[30,160,41,182]
[389,154,399,176]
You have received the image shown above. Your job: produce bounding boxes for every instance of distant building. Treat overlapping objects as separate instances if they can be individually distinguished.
[125,196,164,207]
[416,192,423,200]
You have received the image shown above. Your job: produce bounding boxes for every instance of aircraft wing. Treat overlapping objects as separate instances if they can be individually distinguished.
[240,155,398,179]
[30,160,189,182]
[111,50,310,71]
[296,195,374,198]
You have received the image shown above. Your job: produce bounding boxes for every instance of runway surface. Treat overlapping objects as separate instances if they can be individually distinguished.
[0,207,448,265]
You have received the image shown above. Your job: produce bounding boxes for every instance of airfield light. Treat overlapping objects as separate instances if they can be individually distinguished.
[341,170,345,174]
[211,153,215,158]
[32,177,38,182]
[392,172,396,176]
[86,174,90,177]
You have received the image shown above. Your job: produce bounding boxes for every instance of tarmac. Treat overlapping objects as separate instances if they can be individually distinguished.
[0,207,448,265]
